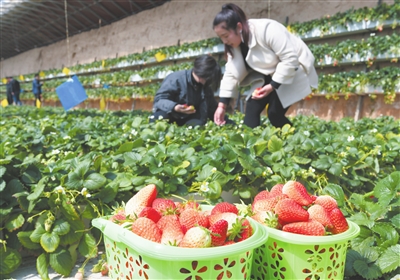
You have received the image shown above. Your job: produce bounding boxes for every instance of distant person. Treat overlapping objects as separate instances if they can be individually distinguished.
[6,77,22,106]
[150,55,233,126]
[32,74,43,106]
[212,3,318,128]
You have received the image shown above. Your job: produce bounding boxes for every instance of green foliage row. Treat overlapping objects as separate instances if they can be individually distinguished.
[0,106,399,279]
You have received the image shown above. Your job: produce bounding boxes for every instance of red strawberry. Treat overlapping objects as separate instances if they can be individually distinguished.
[211,202,239,215]
[209,212,238,232]
[179,208,209,231]
[109,210,127,224]
[161,219,184,246]
[209,219,228,246]
[125,184,157,217]
[314,195,338,212]
[274,198,309,224]
[152,198,177,215]
[252,194,286,213]
[269,183,284,197]
[282,220,326,236]
[253,190,270,203]
[307,204,332,228]
[100,263,109,276]
[234,218,253,242]
[131,217,161,243]
[179,226,211,248]
[223,240,236,246]
[138,207,161,223]
[328,208,349,234]
[282,181,314,206]
[157,214,180,231]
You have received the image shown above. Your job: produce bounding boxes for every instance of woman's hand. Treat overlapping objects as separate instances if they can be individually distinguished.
[174,104,196,114]
[214,103,226,125]
[251,84,275,100]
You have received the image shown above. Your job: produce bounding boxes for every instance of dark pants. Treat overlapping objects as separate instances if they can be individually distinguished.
[34,94,41,106]
[244,75,292,128]
[13,92,22,105]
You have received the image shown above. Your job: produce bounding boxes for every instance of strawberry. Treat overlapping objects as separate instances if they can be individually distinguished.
[161,218,184,246]
[234,218,253,242]
[282,180,314,206]
[179,208,209,231]
[152,198,177,215]
[253,190,270,203]
[100,263,109,276]
[209,219,228,246]
[252,194,286,213]
[251,211,280,229]
[282,220,326,236]
[223,240,236,246]
[109,210,127,224]
[328,208,349,234]
[314,195,338,212]
[211,202,239,215]
[269,183,285,197]
[125,184,157,217]
[307,204,332,228]
[252,87,262,96]
[157,214,180,231]
[209,212,238,232]
[131,217,162,243]
[175,199,200,215]
[179,226,211,248]
[138,206,161,223]
[274,198,309,224]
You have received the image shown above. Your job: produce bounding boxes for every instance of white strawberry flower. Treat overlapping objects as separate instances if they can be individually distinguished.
[187,126,193,130]
[370,128,378,133]
[131,129,138,136]
[308,167,315,173]
[51,149,60,155]
[303,131,310,137]
[211,167,217,173]
[347,135,355,142]
[81,188,91,198]
[267,167,273,174]
[54,186,65,194]
[200,182,209,192]
[158,115,163,120]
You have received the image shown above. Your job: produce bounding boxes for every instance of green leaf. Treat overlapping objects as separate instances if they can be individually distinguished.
[5,214,25,232]
[372,222,399,247]
[207,181,222,200]
[52,219,71,236]
[253,140,268,156]
[353,259,382,280]
[78,233,98,258]
[376,244,400,274]
[328,162,342,176]
[390,213,400,229]
[0,246,22,275]
[60,197,80,220]
[322,183,345,207]
[27,177,47,201]
[40,232,60,253]
[291,156,311,165]
[36,253,50,280]
[115,141,134,155]
[17,231,42,250]
[84,172,107,190]
[345,249,363,277]
[30,224,47,243]
[268,135,283,152]
[59,218,84,246]
[49,248,74,276]
[374,171,400,206]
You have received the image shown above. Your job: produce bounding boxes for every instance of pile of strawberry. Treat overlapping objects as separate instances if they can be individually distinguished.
[250,180,349,236]
[109,184,253,248]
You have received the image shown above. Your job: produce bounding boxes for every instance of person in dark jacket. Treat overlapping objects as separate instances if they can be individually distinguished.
[32,74,43,106]
[150,55,232,126]
[6,77,22,106]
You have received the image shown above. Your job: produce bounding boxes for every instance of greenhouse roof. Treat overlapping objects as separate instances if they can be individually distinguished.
[0,0,170,60]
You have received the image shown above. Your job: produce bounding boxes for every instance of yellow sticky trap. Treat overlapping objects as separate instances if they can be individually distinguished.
[19,75,24,81]
[62,67,70,75]
[265,103,269,116]
[1,99,8,107]
[100,97,106,111]
[36,99,41,108]
[2,78,6,84]
[39,71,45,77]
[155,52,166,62]
[102,60,105,68]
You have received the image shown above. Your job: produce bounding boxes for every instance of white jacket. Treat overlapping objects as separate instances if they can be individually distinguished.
[219,19,318,108]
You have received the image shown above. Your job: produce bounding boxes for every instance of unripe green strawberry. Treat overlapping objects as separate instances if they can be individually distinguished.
[179,226,211,248]
[282,180,314,206]
[274,198,309,224]
[282,220,326,236]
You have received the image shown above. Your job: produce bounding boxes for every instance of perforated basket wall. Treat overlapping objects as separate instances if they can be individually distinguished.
[92,205,268,280]
[251,220,359,280]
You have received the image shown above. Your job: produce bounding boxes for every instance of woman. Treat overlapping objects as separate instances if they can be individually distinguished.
[151,55,232,126]
[213,3,318,128]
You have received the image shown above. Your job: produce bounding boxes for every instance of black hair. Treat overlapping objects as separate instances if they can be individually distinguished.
[193,55,221,92]
[212,3,249,58]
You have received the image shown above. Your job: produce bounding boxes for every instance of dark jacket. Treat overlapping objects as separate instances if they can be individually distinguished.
[9,79,21,94]
[32,79,42,95]
[153,70,217,122]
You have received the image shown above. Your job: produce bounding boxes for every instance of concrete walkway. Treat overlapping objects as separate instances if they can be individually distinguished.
[8,254,110,280]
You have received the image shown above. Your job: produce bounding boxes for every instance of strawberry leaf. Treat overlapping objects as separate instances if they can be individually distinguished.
[376,244,400,274]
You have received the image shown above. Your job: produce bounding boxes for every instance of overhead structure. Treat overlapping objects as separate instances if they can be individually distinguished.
[0,0,170,60]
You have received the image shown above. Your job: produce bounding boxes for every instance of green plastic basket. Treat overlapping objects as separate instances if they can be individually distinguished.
[251,220,360,280]
[92,205,268,280]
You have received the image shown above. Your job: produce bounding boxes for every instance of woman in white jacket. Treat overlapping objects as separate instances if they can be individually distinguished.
[213,3,318,128]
